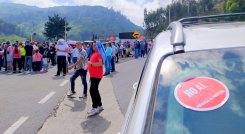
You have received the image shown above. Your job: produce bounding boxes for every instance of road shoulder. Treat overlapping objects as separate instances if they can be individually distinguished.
[38,75,124,134]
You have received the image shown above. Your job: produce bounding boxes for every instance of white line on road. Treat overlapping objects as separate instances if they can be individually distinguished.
[59,80,69,87]
[3,116,29,134]
[38,91,56,104]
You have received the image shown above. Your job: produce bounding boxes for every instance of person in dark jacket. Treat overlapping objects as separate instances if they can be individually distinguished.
[24,40,34,72]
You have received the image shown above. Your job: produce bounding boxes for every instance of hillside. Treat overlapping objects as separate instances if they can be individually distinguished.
[0,3,143,41]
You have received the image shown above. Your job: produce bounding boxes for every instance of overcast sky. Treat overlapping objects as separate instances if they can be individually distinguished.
[0,0,170,26]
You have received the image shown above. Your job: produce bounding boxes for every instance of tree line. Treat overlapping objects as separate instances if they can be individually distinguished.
[144,0,245,39]
[0,19,24,37]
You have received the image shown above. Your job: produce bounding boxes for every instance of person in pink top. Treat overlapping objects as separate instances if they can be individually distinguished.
[33,49,42,72]
[12,45,21,73]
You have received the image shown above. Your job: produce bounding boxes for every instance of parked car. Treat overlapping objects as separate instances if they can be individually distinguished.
[121,13,245,134]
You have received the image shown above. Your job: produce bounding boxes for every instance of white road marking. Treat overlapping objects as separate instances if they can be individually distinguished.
[38,91,56,104]
[59,80,69,87]
[3,116,29,134]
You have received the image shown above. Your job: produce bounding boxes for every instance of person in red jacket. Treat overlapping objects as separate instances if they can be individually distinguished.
[86,42,104,116]
[12,45,21,73]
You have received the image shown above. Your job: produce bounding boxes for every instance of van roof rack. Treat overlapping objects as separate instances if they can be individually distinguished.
[168,13,245,53]
[179,12,245,24]
[168,21,185,54]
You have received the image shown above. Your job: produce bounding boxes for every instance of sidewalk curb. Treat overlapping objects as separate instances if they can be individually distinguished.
[38,75,124,134]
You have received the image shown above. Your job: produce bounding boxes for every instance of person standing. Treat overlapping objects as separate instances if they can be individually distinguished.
[55,39,69,76]
[67,42,88,98]
[104,43,112,76]
[134,41,139,59]
[71,44,78,68]
[33,49,42,72]
[24,41,34,72]
[12,44,22,73]
[115,43,119,63]
[111,42,117,72]
[0,44,4,71]
[140,41,146,58]
[49,43,56,66]
[6,44,14,72]
[86,41,105,116]
[3,43,8,71]
[19,43,26,71]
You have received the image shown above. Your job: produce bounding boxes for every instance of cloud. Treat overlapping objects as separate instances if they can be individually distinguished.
[6,0,170,26]
[13,0,59,7]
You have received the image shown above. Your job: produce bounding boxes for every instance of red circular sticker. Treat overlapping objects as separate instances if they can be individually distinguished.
[175,77,229,111]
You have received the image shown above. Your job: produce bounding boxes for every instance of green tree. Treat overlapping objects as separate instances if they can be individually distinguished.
[226,0,241,13]
[43,14,71,40]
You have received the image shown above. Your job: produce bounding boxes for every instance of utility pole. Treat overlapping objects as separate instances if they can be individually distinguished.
[188,0,190,17]
[169,6,171,24]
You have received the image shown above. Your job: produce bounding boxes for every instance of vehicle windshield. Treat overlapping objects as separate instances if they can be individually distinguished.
[151,47,245,134]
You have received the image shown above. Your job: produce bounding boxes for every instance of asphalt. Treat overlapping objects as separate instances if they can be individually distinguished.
[110,58,146,114]
[0,66,70,134]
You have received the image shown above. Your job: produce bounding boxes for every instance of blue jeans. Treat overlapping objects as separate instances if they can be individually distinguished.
[111,56,115,72]
[105,56,111,74]
[70,69,87,95]
[72,57,77,64]
[25,56,33,71]
[134,49,139,59]
[141,50,145,57]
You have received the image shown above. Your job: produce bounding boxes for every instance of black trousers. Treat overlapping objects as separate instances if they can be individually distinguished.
[21,56,25,70]
[57,56,66,75]
[33,61,41,71]
[50,54,56,65]
[90,77,102,108]
[13,58,21,72]
[115,53,119,63]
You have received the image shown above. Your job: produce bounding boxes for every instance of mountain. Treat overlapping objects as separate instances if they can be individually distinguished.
[0,3,143,41]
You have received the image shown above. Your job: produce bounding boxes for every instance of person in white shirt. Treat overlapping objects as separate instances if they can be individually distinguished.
[55,39,69,76]
[71,44,78,63]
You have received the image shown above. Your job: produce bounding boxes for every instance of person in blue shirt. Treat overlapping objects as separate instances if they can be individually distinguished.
[104,43,112,76]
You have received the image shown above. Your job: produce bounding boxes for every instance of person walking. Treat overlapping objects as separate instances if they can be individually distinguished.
[55,39,69,76]
[86,41,106,116]
[67,42,88,98]
[24,41,34,72]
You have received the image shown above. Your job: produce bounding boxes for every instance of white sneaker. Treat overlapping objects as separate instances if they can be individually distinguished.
[97,106,104,112]
[87,108,99,116]
[79,94,87,99]
[67,92,76,97]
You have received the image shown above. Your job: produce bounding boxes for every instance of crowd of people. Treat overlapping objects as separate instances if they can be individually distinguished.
[0,41,55,73]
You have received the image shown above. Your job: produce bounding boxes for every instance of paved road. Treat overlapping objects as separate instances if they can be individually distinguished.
[110,57,146,115]
[0,66,70,134]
